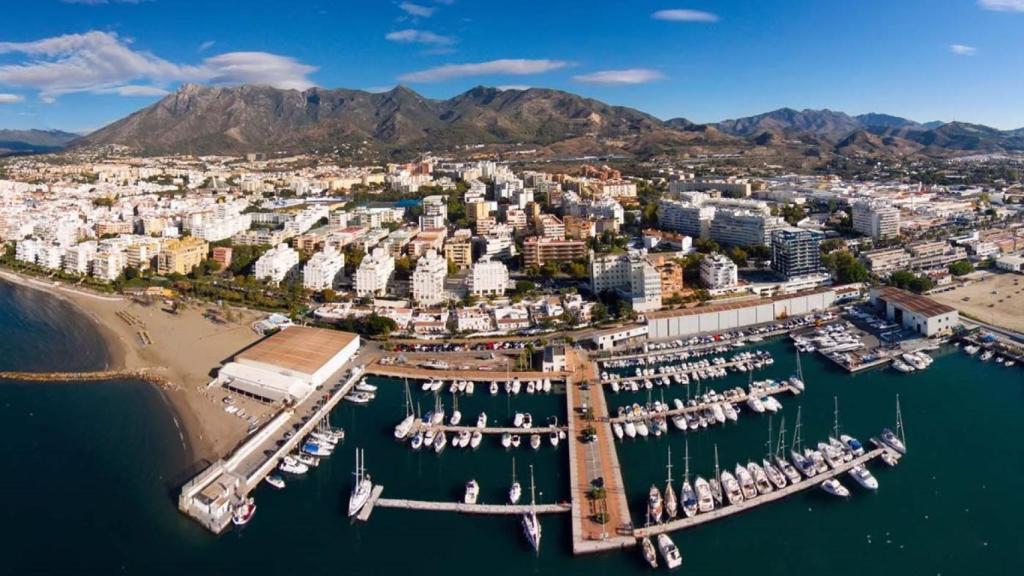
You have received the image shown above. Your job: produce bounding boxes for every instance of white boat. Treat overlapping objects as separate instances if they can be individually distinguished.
[526,380,536,394]
[466,381,475,395]
[464,479,480,504]
[711,403,726,424]
[980,350,994,361]
[892,359,915,373]
[393,414,415,440]
[522,466,542,554]
[501,432,512,448]
[511,380,522,394]
[648,484,664,523]
[355,381,377,393]
[470,431,483,449]
[722,402,738,422]
[902,353,928,371]
[735,464,758,500]
[657,533,683,570]
[641,536,658,568]
[720,471,743,505]
[279,456,308,475]
[848,465,879,490]
[477,412,488,429]
[522,413,533,429]
[265,475,285,489]
[549,431,560,447]
[664,447,678,520]
[821,478,850,497]
[449,410,462,427]
[694,476,714,513]
[624,420,637,438]
[542,378,552,393]
[511,434,522,448]
[613,421,624,440]
[762,459,788,490]
[490,381,499,395]
[232,497,256,526]
[748,461,773,495]
[434,431,448,453]
[964,344,980,355]
[347,449,373,517]
[513,413,525,428]
[530,434,541,450]
[881,428,906,454]
[840,434,865,456]
[746,395,765,414]
[410,432,424,450]
[509,460,522,504]
[636,420,649,437]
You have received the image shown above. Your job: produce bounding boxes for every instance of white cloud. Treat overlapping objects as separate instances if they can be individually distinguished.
[399,59,568,82]
[978,0,1024,11]
[0,31,317,101]
[0,93,24,104]
[385,29,455,46]
[573,68,666,85]
[399,2,435,17]
[651,9,719,22]
[93,85,170,96]
[950,44,978,56]
[496,85,531,91]
[198,40,216,52]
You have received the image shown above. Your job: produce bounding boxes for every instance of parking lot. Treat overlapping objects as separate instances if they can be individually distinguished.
[930,272,1024,333]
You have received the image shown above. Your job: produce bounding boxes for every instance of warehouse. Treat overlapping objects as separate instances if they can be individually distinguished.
[217,326,360,402]
[869,286,958,337]
[646,288,837,340]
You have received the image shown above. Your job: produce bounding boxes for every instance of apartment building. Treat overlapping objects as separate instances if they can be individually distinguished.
[710,208,786,247]
[470,258,509,296]
[443,237,473,270]
[590,250,663,312]
[156,237,208,276]
[658,198,715,238]
[700,252,738,290]
[852,201,900,240]
[253,243,299,283]
[860,247,911,276]
[412,249,448,306]
[522,236,587,267]
[92,249,127,282]
[419,195,447,230]
[355,247,395,297]
[771,227,824,279]
[302,247,345,291]
[63,241,97,275]
[536,214,566,239]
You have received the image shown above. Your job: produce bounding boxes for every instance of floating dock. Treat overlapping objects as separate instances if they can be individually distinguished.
[374,498,570,515]
[606,385,799,424]
[598,356,773,386]
[408,421,568,436]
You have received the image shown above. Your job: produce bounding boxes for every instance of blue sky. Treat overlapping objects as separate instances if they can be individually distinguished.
[1,0,1022,133]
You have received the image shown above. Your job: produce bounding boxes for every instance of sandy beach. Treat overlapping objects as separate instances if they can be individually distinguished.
[0,269,269,470]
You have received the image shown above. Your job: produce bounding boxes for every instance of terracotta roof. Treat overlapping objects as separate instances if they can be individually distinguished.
[236,326,357,375]
[870,286,957,317]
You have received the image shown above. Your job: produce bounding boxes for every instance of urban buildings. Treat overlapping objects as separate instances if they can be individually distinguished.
[771,227,824,279]
[443,237,473,270]
[470,258,509,297]
[852,201,900,240]
[354,248,395,298]
[709,208,786,247]
[302,247,345,291]
[522,236,587,267]
[156,237,209,276]
[254,243,299,283]
[700,252,739,290]
[589,250,662,312]
[419,195,448,230]
[411,249,447,306]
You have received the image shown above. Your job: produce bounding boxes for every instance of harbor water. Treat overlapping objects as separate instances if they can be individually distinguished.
[1,279,1021,575]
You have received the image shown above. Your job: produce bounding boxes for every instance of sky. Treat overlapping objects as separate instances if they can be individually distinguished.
[0,0,1023,133]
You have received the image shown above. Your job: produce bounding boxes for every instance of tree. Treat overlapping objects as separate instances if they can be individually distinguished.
[446,258,459,276]
[694,238,719,254]
[948,260,973,277]
[819,238,846,254]
[822,250,868,284]
[780,203,807,225]
[591,302,608,323]
[727,246,748,267]
[514,280,536,295]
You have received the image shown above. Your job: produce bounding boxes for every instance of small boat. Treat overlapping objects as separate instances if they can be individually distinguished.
[522,413,534,429]
[980,350,994,361]
[302,441,332,457]
[748,461,773,494]
[347,449,373,517]
[636,420,649,437]
[410,431,424,450]
[513,413,525,428]
[657,533,683,570]
[880,428,906,454]
[624,420,637,438]
[449,410,462,427]
[821,478,850,498]
[720,471,743,505]
[641,535,658,568]
[526,380,536,394]
[501,432,512,448]
[892,359,915,373]
[542,379,552,393]
[434,431,448,453]
[509,460,522,504]
[466,381,475,395]
[232,497,256,526]
[840,434,865,456]
[762,459,788,490]
[722,402,738,422]
[530,434,541,450]
[735,464,758,500]
[477,412,488,429]
[511,434,522,448]
[279,456,308,475]
[355,381,377,393]
[848,465,879,490]
[664,448,678,520]
[265,475,286,489]
[490,381,499,395]
[648,484,664,523]
[695,476,714,513]
[393,414,415,440]
[470,431,483,449]
[613,421,624,440]
[746,396,765,414]
[294,452,317,467]
[464,479,480,504]
[762,396,782,413]
[549,431,560,447]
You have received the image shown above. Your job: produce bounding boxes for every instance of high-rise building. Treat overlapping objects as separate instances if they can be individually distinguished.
[419,195,448,230]
[156,237,209,276]
[771,227,824,279]
[63,242,97,275]
[710,208,786,247]
[658,198,715,238]
[852,201,900,240]
[470,258,509,296]
[302,247,345,291]
[443,237,473,270]
[522,236,587,267]
[700,252,738,290]
[589,250,662,312]
[355,247,395,297]
[412,249,448,306]
[254,243,299,283]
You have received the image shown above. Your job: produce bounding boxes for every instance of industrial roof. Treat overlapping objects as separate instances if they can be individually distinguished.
[235,326,357,375]
[645,288,837,320]
[871,286,957,317]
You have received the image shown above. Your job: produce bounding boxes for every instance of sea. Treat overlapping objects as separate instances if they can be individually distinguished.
[0,278,1021,575]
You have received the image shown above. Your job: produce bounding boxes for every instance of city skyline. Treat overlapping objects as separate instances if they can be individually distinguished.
[0,0,1022,133]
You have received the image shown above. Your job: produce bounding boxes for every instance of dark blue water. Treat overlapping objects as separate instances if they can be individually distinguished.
[1,279,1021,575]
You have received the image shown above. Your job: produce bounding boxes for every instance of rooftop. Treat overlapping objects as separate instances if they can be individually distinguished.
[870,286,957,317]
[646,287,837,320]
[235,326,357,375]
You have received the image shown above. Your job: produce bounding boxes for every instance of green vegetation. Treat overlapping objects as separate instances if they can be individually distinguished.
[948,260,973,277]
[779,203,807,225]
[888,270,935,293]
[333,313,399,338]
[821,250,869,284]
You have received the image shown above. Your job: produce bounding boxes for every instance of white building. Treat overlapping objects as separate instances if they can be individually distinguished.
[412,249,448,306]
[302,248,345,291]
[14,238,41,264]
[37,244,65,270]
[254,244,299,283]
[354,247,395,297]
[63,242,97,275]
[700,252,739,290]
[419,195,448,230]
[470,258,509,296]
[852,201,900,240]
[590,251,663,312]
[92,250,127,282]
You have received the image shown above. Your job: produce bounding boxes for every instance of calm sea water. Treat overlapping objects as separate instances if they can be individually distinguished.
[1,279,1021,575]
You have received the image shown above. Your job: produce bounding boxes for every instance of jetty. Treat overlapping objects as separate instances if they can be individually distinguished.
[365,362,568,384]
[374,497,570,515]
[0,368,170,387]
[635,446,898,538]
[607,384,799,424]
[408,421,568,436]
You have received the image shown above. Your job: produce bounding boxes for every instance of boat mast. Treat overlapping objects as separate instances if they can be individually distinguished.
[529,464,537,509]
[766,415,773,458]
[833,396,840,438]
[666,446,673,485]
[713,443,720,483]
[896,394,906,446]
[792,406,803,452]
[776,416,787,459]
[683,440,690,484]
[796,349,803,381]
[512,456,517,485]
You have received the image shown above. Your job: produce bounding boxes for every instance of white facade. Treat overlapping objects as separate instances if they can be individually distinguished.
[302,248,345,291]
[852,201,900,240]
[700,252,739,290]
[37,244,65,270]
[92,250,127,282]
[471,259,509,296]
[355,247,395,297]
[412,249,448,306]
[15,238,41,264]
[254,244,299,283]
[63,242,98,275]
[590,251,662,312]
[419,195,448,230]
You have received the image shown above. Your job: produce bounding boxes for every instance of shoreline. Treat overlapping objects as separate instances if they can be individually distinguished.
[0,268,266,473]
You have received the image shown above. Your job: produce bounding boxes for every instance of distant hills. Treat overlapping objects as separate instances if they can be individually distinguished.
[3,85,1022,161]
[0,129,80,155]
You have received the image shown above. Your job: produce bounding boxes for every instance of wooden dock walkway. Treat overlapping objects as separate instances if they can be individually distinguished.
[635,446,895,537]
[374,498,570,515]
[599,356,773,386]
[365,362,568,384]
[356,485,385,522]
[409,421,568,436]
[607,385,798,424]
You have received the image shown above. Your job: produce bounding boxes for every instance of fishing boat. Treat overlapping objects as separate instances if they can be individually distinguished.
[522,466,542,554]
[641,534,658,569]
[848,465,879,490]
[710,444,723,505]
[464,479,480,504]
[393,414,415,440]
[821,478,850,498]
[648,484,664,523]
[663,447,678,520]
[694,476,714,512]
[265,475,285,489]
[232,497,256,526]
[509,459,522,504]
[657,534,683,570]
[720,470,743,505]
[347,449,373,517]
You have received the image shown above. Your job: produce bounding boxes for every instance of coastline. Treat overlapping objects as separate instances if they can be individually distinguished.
[0,269,266,471]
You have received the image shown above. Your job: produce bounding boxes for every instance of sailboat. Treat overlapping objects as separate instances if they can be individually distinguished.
[522,465,542,554]
[450,394,462,426]
[762,417,788,489]
[509,458,522,504]
[790,406,816,478]
[641,527,658,568]
[773,416,802,485]
[709,444,723,506]
[829,396,853,462]
[680,440,697,518]
[648,484,664,524]
[881,395,907,454]
[663,447,678,520]
[347,448,373,517]
[789,349,806,392]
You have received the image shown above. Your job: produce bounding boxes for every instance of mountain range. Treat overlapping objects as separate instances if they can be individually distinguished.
[6,84,1024,160]
[0,129,80,155]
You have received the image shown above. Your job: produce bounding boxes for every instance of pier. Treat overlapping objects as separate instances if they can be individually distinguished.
[606,384,799,424]
[408,421,568,436]
[365,362,568,384]
[598,356,772,386]
[374,498,571,515]
[634,446,898,538]
[0,368,171,387]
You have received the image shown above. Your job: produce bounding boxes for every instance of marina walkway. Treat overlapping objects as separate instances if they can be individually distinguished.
[409,421,568,436]
[356,485,385,522]
[635,446,896,537]
[365,362,568,383]
[598,356,773,385]
[606,385,799,424]
[375,499,570,515]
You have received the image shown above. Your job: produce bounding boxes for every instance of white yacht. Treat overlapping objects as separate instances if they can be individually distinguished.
[509,460,522,504]
[657,534,683,570]
[464,479,480,504]
[347,449,373,517]
[470,430,483,449]
[892,359,915,373]
[821,478,850,498]
[522,466,542,554]
[848,465,879,490]
[613,421,624,440]
[477,412,488,429]
[746,396,766,414]
[694,476,714,513]
[393,415,415,440]
[720,471,744,505]
[641,536,658,569]
[279,456,308,475]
